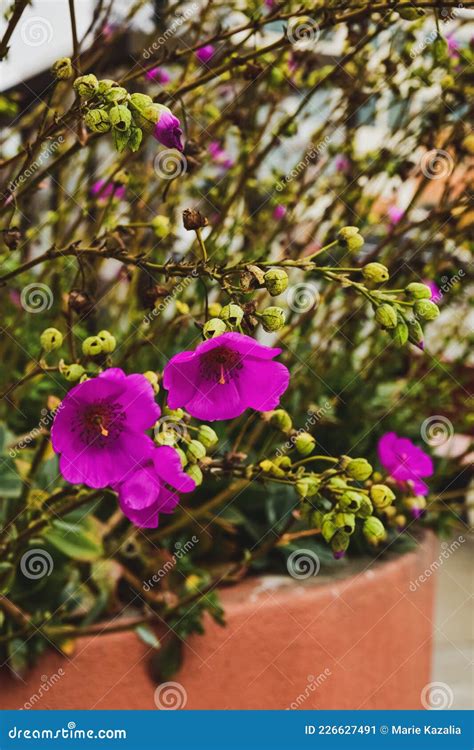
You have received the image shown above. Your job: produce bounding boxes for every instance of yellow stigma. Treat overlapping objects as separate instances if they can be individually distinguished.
[219,364,226,385]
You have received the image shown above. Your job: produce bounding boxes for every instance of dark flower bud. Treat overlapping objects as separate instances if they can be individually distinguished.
[331,530,350,559]
[2,227,21,250]
[182,208,208,230]
[68,289,93,315]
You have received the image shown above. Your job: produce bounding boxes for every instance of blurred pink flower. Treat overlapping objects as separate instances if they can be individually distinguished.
[145,67,171,84]
[378,432,433,497]
[91,179,126,202]
[196,45,215,65]
[273,204,286,220]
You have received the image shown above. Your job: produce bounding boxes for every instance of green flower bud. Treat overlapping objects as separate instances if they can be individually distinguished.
[175,447,188,468]
[392,321,409,347]
[260,306,286,332]
[414,299,440,321]
[97,79,116,95]
[84,108,111,133]
[408,318,424,349]
[97,330,116,353]
[143,371,160,393]
[186,464,203,486]
[269,409,293,433]
[264,268,289,296]
[163,406,185,422]
[405,282,432,300]
[220,304,244,328]
[295,432,315,456]
[296,475,321,498]
[187,439,206,463]
[356,495,374,518]
[337,227,364,251]
[398,7,419,19]
[129,92,153,110]
[51,57,73,80]
[362,262,390,284]
[274,455,292,469]
[73,74,99,98]
[331,530,350,558]
[335,512,356,534]
[155,430,177,446]
[104,86,128,104]
[311,510,325,529]
[259,459,274,473]
[198,425,218,449]
[151,215,170,238]
[208,302,222,318]
[322,514,338,543]
[326,476,347,490]
[363,516,387,545]
[203,318,227,339]
[130,100,166,132]
[346,458,373,481]
[337,226,359,240]
[82,336,103,357]
[339,490,365,512]
[370,484,396,509]
[440,74,455,90]
[375,303,398,329]
[40,328,63,352]
[109,104,132,132]
[63,364,86,382]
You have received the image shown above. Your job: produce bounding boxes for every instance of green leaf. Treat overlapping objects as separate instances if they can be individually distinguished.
[149,636,183,683]
[0,456,22,498]
[129,126,143,152]
[113,128,130,153]
[136,624,160,650]
[44,518,103,561]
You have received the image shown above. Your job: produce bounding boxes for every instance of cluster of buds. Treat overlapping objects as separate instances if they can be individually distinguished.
[72,74,183,154]
[371,281,440,349]
[203,301,287,337]
[154,407,218,487]
[82,330,116,357]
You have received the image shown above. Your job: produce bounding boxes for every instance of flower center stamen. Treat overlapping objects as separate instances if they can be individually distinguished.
[199,346,244,385]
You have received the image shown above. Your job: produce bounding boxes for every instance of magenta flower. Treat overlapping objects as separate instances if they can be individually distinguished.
[196,44,215,65]
[424,279,442,304]
[387,205,404,226]
[51,368,160,489]
[335,155,350,173]
[378,432,434,496]
[91,179,126,202]
[446,33,460,58]
[273,204,286,220]
[163,332,290,421]
[145,67,171,84]
[114,446,195,528]
[153,108,184,151]
[208,140,234,169]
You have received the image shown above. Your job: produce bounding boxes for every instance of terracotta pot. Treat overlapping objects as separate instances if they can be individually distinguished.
[0,533,438,710]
